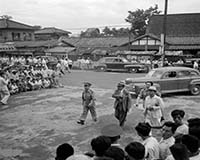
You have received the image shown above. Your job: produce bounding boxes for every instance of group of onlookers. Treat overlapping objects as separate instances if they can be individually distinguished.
[0,56,70,105]
[55,109,200,160]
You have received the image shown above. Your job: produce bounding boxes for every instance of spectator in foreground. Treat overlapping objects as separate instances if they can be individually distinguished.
[166,143,189,160]
[181,134,200,160]
[90,136,111,160]
[125,142,146,160]
[135,122,159,160]
[101,124,123,148]
[171,109,189,137]
[55,143,74,160]
[104,146,125,160]
[159,121,176,160]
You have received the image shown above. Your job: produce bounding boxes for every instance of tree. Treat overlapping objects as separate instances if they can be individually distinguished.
[125,4,161,37]
[0,15,12,20]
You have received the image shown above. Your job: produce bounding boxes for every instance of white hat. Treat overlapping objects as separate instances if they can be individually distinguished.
[148,86,157,92]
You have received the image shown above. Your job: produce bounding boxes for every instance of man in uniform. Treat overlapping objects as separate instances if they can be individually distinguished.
[144,86,165,127]
[112,81,132,127]
[77,82,97,125]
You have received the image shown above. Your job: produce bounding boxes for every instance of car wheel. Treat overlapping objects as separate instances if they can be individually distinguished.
[190,85,200,95]
[129,68,137,73]
[96,66,106,72]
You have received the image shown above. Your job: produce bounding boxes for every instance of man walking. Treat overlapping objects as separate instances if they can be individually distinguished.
[77,82,97,125]
[112,81,132,127]
[144,86,165,127]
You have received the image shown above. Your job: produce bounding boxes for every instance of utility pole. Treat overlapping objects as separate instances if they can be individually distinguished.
[161,0,168,66]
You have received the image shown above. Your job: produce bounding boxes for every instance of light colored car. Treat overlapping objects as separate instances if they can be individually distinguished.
[125,66,200,96]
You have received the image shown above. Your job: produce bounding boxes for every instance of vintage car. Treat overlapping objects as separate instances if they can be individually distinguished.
[125,66,200,96]
[36,56,58,69]
[93,57,150,73]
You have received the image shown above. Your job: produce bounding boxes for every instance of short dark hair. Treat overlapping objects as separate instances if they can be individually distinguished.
[91,136,111,157]
[145,81,153,86]
[181,134,199,154]
[163,121,176,134]
[55,143,74,160]
[104,146,125,160]
[170,143,189,160]
[135,122,151,137]
[125,142,145,160]
[171,109,185,118]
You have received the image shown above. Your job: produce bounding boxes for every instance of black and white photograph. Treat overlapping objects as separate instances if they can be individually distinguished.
[1,0,200,159]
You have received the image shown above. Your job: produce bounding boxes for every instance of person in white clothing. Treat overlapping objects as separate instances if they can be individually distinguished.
[159,121,175,160]
[144,86,165,127]
[135,122,160,160]
[0,71,10,105]
[171,109,189,137]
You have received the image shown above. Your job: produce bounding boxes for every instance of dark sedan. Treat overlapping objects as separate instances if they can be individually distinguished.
[93,57,150,73]
[125,66,200,96]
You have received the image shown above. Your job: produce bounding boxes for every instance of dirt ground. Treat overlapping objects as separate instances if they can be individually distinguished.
[0,70,200,160]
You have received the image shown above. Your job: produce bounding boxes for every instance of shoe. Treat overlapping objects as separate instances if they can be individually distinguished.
[77,120,84,125]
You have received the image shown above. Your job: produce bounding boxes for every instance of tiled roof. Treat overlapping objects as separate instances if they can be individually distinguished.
[0,19,34,30]
[61,36,135,48]
[13,40,59,48]
[35,27,71,34]
[45,46,75,53]
[147,13,200,37]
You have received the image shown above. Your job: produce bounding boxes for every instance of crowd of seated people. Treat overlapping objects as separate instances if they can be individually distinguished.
[0,56,64,95]
[55,109,200,160]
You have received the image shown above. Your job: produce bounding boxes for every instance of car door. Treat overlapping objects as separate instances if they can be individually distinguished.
[159,71,179,93]
[105,58,114,70]
[176,70,191,91]
[111,58,123,70]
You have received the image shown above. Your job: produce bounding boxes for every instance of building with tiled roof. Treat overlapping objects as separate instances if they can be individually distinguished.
[0,19,35,42]
[35,27,71,40]
[118,13,200,57]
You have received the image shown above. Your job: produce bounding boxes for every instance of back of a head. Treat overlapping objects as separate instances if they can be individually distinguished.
[91,136,111,157]
[125,142,145,160]
[188,118,200,141]
[56,143,74,160]
[181,134,199,154]
[170,143,189,160]
[171,109,185,118]
[104,146,125,160]
[135,122,151,137]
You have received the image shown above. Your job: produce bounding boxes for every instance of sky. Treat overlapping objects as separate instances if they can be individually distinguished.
[1,0,200,35]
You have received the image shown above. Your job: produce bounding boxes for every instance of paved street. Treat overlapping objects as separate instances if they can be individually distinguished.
[0,70,200,160]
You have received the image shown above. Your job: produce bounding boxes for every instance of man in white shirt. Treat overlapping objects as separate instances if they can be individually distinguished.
[144,86,165,127]
[0,71,10,105]
[135,122,160,160]
[159,121,175,160]
[171,109,189,137]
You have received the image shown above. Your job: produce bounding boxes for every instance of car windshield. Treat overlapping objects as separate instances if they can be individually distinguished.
[145,70,164,78]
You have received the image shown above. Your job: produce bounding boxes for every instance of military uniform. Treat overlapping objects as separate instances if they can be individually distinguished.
[77,82,97,125]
